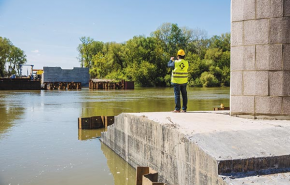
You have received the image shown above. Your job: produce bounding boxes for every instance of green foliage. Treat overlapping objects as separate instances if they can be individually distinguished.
[77,23,231,87]
[0,37,27,77]
[200,72,219,87]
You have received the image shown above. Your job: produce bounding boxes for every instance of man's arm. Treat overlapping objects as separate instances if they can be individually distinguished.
[168,57,175,68]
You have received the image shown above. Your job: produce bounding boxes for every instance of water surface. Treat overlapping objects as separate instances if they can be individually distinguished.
[0,87,229,185]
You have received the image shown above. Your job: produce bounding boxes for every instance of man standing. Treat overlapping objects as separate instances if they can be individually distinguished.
[168,49,189,113]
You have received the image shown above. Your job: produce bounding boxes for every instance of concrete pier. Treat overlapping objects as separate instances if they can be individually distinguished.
[101,111,290,185]
[231,0,290,119]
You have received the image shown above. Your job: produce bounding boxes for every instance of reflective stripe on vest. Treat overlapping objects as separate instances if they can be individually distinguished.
[171,59,189,84]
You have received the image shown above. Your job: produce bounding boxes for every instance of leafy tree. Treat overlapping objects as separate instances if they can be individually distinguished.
[0,37,27,77]
[78,37,94,68]
[151,23,186,56]
[0,37,11,77]
[8,46,27,75]
[91,52,108,78]
[76,23,231,87]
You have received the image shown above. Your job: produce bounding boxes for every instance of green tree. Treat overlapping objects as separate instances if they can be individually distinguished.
[76,23,231,87]
[78,37,94,68]
[8,46,27,75]
[0,37,11,77]
[91,52,108,78]
[151,23,186,56]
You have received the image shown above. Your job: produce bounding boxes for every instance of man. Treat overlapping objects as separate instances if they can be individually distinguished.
[168,49,189,113]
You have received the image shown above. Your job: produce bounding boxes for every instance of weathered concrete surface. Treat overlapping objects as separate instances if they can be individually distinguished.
[101,111,290,185]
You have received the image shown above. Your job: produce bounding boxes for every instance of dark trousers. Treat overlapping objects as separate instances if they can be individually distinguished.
[173,83,187,111]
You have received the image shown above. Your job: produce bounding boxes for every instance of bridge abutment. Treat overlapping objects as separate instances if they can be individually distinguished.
[231,0,290,119]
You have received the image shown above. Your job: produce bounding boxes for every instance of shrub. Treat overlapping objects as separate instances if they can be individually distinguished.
[200,72,219,87]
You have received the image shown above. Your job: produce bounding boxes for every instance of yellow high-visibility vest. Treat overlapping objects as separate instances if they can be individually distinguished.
[171,59,189,84]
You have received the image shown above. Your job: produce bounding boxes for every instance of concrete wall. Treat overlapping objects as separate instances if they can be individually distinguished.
[42,67,89,86]
[231,0,290,119]
[101,113,227,185]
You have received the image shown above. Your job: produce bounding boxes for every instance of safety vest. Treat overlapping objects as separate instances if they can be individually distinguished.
[171,59,189,84]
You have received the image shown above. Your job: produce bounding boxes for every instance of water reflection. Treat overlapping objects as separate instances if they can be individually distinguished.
[0,91,33,138]
[78,128,105,141]
[101,142,136,185]
[81,87,230,117]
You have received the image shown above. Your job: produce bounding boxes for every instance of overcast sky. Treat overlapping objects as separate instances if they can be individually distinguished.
[0,0,230,69]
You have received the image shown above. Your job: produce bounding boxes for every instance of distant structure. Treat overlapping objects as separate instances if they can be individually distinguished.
[231,0,290,119]
[42,67,90,86]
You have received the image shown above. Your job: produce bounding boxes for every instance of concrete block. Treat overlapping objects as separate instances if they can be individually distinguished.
[244,19,269,45]
[270,17,290,44]
[231,22,244,46]
[256,45,269,70]
[257,0,271,19]
[269,44,283,70]
[232,0,255,21]
[255,96,282,114]
[283,97,290,114]
[271,0,283,17]
[244,46,256,70]
[243,71,268,96]
[283,72,290,96]
[231,0,244,21]
[243,0,256,20]
[256,44,283,70]
[284,0,290,16]
[255,71,269,96]
[269,71,284,96]
[231,46,244,70]
[243,71,256,95]
[231,96,255,113]
[231,71,243,96]
[283,44,290,70]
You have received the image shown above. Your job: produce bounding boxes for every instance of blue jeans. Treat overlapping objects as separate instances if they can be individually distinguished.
[173,84,187,111]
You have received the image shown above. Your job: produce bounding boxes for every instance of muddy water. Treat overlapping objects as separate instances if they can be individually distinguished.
[0,87,229,185]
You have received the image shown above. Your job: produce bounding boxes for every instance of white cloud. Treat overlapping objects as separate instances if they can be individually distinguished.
[32,50,39,53]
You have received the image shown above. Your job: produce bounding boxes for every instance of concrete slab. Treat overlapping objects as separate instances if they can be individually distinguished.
[101,111,290,184]
[129,111,290,160]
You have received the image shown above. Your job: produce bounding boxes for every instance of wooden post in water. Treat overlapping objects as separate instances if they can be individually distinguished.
[136,167,165,185]
[78,116,115,129]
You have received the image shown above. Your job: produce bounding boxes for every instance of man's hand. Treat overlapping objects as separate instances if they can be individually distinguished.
[170,57,174,61]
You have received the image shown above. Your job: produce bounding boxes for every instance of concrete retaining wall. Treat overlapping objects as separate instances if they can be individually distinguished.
[101,112,290,185]
[101,113,226,185]
[42,67,89,86]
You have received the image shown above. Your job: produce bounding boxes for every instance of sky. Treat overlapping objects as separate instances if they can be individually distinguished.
[0,0,231,69]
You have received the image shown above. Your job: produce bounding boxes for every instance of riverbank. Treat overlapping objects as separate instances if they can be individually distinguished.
[101,111,290,185]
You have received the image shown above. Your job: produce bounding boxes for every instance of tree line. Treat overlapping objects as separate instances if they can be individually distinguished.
[0,37,27,77]
[77,23,230,87]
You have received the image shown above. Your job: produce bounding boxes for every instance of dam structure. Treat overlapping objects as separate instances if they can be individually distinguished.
[101,1,290,184]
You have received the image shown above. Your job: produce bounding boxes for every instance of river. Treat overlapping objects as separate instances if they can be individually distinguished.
[0,87,229,185]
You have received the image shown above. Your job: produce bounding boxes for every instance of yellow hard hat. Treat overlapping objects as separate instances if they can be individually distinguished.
[177,49,185,56]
